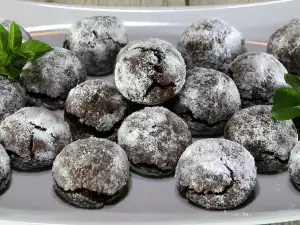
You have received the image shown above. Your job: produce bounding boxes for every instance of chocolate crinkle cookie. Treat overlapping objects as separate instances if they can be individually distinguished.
[0,144,11,192]
[20,47,87,110]
[176,139,256,210]
[118,107,192,177]
[115,38,186,105]
[0,107,72,170]
[228,52,288,108]
[65,79,127,141]
[171,67,241,136]
[178,18,246,72]
[224,105,298,173]
[64,16,128,76]
[0,76,26,123]
[267,19,300,75]
[52,137,130,209]
[0,18,32,42]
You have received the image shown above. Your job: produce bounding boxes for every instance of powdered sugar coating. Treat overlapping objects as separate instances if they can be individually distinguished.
[0,18,32,42]
[115,38,186,105]
[52,137,129,208]
[175,138,256,209]
[0,76,26,123]
[172,67,241,136]
[20,47,87,109]
[118,107,192,177]
[267,19,300,75]
[289,142,300,188]
[0,144,11,191]
[0,107,72,170]
[224,105,298,173]
[229,52,288,108]
[178,18,246,72]
[65,79,127,140]
[64,16,128,76]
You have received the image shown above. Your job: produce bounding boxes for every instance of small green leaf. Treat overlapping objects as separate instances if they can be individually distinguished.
[11,54,27,69]
[284,73,300,92]
[0,50,10,67]
[0,67,10,77]
[7,67,21,80]
[272,87,300,120]
[19,40,52,60]
[9,21,22,52]
[0,24,10,52]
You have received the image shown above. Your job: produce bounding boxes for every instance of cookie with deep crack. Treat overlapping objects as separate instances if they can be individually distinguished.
[176,138,256,210]
[224,105,298,173]
[0,18,32,42]
[228,52,288,108]
[0,76,26,123]
[0,144,11,192]
[178,18,246,72]
[171,67,241,136]
[267,19,300,75]
[20,47,87,110]
[115,38,186,105]
[118,107,192,177]
[64,79,127,141]
[52,137,130,209]
[0,107,72,170]
[64,16,128,76]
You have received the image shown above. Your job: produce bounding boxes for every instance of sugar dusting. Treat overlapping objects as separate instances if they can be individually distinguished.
[118,107,192,172]
[178,18,245,72]
[52,137,129,195]
[175,138,256,209]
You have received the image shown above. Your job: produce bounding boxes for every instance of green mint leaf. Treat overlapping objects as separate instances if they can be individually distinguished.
[9,21,22,52]
[285,73,300,92]
[19,40,52,60]
[7,67,21,80]
[11,54,27,69]
[0,67,9,77]
[272,87,300,120]
[0,24,10,52]
[0,50,10,67]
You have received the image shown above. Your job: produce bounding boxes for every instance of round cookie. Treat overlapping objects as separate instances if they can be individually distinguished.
[0,144,11,192]
[176,138,256,210]
[178,18,246,72]
[52,137,130,209]
[289,142,300,189]
[224,105,298,173]
[115,38,186,105]
[171,67,241,136]
[64,16,128,76]
[0,107,72,170]
[118,106,192,177]
[20,47,87,110]
[267,19,300,75]
[0,18,32,42]
[0,76,26,123]
[64,79,127,141]
[228,52,288,108]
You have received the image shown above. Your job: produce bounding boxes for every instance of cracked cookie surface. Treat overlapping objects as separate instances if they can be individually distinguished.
[115,38,186,105]
[0,107,72,170]
[171,67,241,136]
[175,138,256,210]
[64,16,128,76]
[224,105,298,173]
[118,107,192,177]
[52,137,130,209]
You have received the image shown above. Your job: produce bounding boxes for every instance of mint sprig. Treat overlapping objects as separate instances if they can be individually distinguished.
[272,74,300,120]
[0,21,52,80]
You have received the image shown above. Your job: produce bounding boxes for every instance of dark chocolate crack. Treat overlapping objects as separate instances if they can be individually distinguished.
[181,111,227,127]
[26,91,66,109]
[256,151,289,164]
[106,34,126,48]
[29,122,47,131]
[130,162,173,177]
[29,133,34,159]
[64,110,121,139]
[63,40,70,50]
[92,30,98,39]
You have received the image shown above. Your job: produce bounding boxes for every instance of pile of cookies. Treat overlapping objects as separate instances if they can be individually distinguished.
[0,16,299,211]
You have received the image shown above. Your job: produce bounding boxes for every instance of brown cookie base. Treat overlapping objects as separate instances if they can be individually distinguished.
[26,92,65,110]
[130,163,173,177]
[54,183,128,209]
[64,111,118,142]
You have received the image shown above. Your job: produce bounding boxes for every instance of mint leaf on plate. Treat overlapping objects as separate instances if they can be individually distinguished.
[9,21,22,52]
[284,73,300,92]
[19,40,52,60]
[0,24,10,53]
[7,67,21,80]
[0,50,10,67]
[272,87,300,120]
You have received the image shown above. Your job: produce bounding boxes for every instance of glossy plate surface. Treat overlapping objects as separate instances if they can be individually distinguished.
[0,1,299,224]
